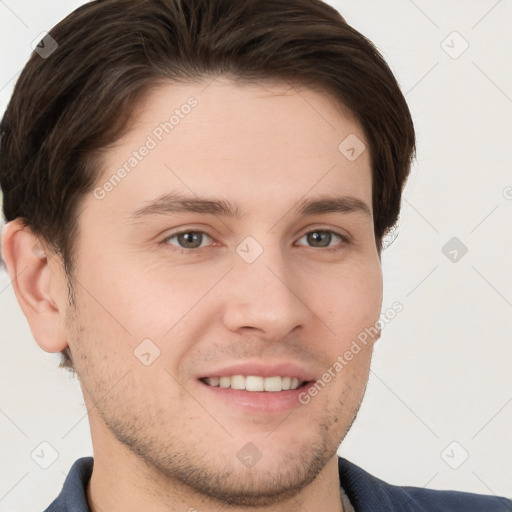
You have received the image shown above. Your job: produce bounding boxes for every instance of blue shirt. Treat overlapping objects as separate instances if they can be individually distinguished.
[43,456,512,511]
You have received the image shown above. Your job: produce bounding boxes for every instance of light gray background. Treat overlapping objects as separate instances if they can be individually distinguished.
[1,1,511,510]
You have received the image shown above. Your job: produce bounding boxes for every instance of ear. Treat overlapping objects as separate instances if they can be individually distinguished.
[1,220,69,353]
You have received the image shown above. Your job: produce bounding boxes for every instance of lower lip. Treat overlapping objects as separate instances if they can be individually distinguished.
[198,380,315,414]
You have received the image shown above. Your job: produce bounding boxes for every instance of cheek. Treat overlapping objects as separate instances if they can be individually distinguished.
[76,247,222,337]
[66,253,229,389]
[303,259,383,337]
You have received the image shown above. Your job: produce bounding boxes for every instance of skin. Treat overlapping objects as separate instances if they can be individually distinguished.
[2,78,383,512]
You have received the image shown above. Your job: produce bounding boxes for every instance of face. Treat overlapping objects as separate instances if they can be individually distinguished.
[62,78,382,506]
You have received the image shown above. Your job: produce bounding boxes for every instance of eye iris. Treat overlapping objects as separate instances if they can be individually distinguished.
[178,232,203,248]
[308,231,331,247]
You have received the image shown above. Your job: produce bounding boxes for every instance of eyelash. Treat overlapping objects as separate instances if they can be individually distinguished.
[161,228,350,253]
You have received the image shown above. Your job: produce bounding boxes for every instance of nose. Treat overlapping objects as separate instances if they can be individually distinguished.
[220,246,315,341]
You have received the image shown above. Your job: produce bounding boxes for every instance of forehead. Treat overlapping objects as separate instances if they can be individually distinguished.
[90,78,372,219]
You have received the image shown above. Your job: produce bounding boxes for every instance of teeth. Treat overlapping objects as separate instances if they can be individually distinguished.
[203,375,304,392]
[246,375,264,391]
[219,376,230,388]
[207,377,219,386]
[231,375,245,390]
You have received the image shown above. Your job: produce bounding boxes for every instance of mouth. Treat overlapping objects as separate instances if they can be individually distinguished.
[197,374,315,414]
[195,360,318,414]
[199,375,311,392]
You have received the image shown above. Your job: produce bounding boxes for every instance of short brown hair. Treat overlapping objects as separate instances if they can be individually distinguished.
[0,0,415,372]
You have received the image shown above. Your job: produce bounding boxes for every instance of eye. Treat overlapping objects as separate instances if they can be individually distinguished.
[163,230,213,250]
[296,229,349,250]
[161,228,349,252]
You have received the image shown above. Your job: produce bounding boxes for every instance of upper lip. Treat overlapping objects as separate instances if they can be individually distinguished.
[197,361,317,382]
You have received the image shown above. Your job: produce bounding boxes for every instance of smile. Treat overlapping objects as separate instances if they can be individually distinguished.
[201,375,309,392]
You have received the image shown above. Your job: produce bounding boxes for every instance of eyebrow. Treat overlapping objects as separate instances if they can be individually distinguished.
[127,192,372,222]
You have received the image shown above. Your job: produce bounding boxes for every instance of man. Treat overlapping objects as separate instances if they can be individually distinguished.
[0,0,510,511]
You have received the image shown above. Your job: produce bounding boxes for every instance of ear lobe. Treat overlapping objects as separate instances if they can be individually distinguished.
[1,220,69,353]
